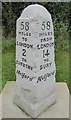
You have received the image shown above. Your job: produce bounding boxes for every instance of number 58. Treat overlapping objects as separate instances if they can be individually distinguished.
[21,22,29,31]
[41,21,50,30]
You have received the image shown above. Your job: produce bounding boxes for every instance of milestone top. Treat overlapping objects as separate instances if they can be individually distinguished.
[19,4,51,19]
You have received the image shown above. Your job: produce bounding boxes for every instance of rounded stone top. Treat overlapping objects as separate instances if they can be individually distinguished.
[20,4,51,19]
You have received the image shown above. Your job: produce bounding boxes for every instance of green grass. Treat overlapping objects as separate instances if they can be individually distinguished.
[0,37,2,93]
[1,38,70,93]
[2,38,16,92]
[55,49,69,88]
[2,49,16,91]
[0,51,2,93]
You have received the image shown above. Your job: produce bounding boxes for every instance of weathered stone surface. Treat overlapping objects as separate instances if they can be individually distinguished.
[2,81,69,118]
[14,4,56,118]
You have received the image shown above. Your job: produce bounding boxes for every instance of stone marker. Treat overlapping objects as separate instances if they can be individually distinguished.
[14,4,56,118]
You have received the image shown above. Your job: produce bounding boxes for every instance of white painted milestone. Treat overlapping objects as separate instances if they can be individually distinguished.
[14,4,56,118]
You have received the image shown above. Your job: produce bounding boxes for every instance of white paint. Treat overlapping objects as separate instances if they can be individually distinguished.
[14,4,56,118]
